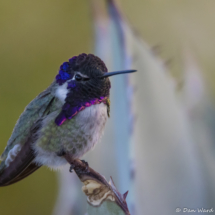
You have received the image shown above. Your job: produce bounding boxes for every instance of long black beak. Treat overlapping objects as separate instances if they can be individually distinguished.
[100,69,137,78]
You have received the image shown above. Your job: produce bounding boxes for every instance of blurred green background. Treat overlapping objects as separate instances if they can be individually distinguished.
[0,0,215,214]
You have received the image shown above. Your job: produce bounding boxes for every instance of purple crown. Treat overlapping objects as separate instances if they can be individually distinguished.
[56,54,108,85]
[56,62,71,85]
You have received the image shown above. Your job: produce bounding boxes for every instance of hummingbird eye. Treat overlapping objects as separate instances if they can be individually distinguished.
[72,72,89,81]
[75,74,82,81]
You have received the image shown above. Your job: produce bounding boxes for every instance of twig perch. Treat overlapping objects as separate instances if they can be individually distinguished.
[64,155,130,215]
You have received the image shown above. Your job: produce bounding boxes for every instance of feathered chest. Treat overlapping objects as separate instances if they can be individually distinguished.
[35,102,108,162]
[69,102,108,157]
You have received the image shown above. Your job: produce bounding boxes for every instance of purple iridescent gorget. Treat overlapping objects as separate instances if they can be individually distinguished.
[55,96,108,126]
[54,54,111,126]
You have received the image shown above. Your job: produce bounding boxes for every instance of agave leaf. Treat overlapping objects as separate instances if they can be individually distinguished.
[64,157,130,215]
[104,1,208,214]
[87,201,125,215]
[182,51,215,208]
[92,1,136,210]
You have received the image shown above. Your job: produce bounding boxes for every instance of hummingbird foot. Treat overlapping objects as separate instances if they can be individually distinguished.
[69,164,76,173]
[81,159,89,171]
[69,160,88,173]
[64,154,90,174]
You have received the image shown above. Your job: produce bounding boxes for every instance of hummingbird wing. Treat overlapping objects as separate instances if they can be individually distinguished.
[0,122,41,186]
[0,84,57,186]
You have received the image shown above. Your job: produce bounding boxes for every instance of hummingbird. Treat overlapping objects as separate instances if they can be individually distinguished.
[0,53,136,186]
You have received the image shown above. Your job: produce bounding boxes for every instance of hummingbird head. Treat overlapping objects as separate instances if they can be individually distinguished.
[56,53,110,102]
[55,53,136,125]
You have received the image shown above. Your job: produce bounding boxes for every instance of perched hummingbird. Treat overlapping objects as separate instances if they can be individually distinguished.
[0,53,136,186]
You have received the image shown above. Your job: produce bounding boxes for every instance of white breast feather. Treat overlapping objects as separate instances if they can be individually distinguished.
[74,102,108,158]
[55,82,68,103]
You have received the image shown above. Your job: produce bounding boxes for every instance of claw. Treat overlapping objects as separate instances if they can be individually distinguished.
[81,160,89,171]
[69,164,75,173]
[68,160,89,174]
[81,160,88,166]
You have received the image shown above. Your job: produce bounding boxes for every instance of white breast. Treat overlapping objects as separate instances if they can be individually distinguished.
[74,102,108,158]
[55,82,68,103]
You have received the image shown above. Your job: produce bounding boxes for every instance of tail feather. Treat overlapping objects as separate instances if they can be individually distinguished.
[2,163,41,186]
